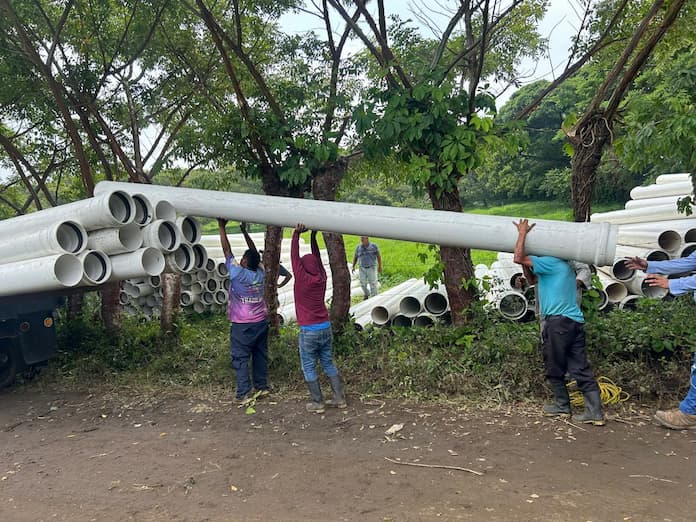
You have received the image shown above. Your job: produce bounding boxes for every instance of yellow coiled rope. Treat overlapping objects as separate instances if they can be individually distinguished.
[567,376,630,407]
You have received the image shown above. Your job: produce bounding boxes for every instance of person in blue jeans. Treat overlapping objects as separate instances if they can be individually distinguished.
[291,223,346,413]
[218,219,269,405]
[626,252,696,429]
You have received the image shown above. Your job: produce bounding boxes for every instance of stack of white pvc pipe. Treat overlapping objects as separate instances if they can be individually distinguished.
[591,172,695,308]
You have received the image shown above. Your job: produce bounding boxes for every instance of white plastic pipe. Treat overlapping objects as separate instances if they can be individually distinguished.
[349,279,418,319]
[371,279,423,326]
[109,247,165,280]
[399,283,433,317]
[655,173,691,184]
[214,290,228,305]
[413,314,436,327]
[180,290,195,306]
[616,227,682,252]
[391,314,413,327]
[164,243,195,274]
[78,250,112,285]
[191,244,209,270]
[624,272,669,299]
[630,181,693,200]
[0,254,82,296]
[154,200,177,221]
[618,294,642,310]
[615,245,669,261]
[597,263,634,282]
[674,242,696,258]
[497,291,528,321]
[0,190,135,236]
[87,222,143,254]
[95,182,618,266]
[624,194,690,209]
[591,204,692,225]
[176,216,202,244]
[424,284,449,315]
[597,273,628,303]
[0,220,87,263]
[131,194,155,226]
[141,219,181,253]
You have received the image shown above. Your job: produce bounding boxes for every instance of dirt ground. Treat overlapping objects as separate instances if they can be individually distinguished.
[1,385,695,522]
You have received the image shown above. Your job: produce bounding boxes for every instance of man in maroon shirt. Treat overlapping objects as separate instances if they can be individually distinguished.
[291,223,346,413]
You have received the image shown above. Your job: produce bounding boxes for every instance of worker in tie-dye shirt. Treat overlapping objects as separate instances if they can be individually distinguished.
[218,219,269,404]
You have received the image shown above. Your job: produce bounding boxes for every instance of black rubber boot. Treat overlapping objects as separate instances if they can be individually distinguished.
[573,389,605,426]
[325,374,347,409]
[543,380,571,417]
[306,380,325,413]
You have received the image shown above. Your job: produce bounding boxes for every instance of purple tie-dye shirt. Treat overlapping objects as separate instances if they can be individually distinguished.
[226,255,267,323]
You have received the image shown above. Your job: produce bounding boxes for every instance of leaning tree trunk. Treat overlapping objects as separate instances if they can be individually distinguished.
[569,114,613,222]
[263,225,284,334]
[313,160,351,334]
[100,282,122,334]
[67,292,84,321]
[160,273,181,335]
[426,183,475,326]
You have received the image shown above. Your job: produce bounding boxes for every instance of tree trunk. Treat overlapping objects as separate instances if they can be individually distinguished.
[100,282,122,334]
[313,160,350,334]
[426,183,475,326]
[263,225,284,334]
[66,292,84,321]
[160,273,181,335]
[569,115,612,222]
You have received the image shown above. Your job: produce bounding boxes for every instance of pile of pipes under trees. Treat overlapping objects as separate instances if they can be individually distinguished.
[477,173,695,321]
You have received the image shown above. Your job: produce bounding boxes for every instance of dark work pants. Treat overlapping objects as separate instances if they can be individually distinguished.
[230,320,269,398]
[541,315,599,393]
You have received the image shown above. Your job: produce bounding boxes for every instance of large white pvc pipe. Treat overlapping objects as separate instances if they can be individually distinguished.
[78,250,112,285]
[191,243,209,270]
[618,294,642,310]
[87,222,143,254]
[615,245,669,261]
[624,272,669,299]
[371,279,424,326]
[154,200,177,221]
[424,284,449,315]
[674,242,696,258]
[391,314,413,327]
[0,254,83,296]
[176,216,202,245]
[591,204,692,224]
[616,227,682,252]
[164,243,195,274]
[0,190,135,236]
[597,273,628,303]
[142,219,181,253]
[489,260,523,289]
[624,194,690,209]
[131,194,155,226]
[399,283,433,317]
[199,233,267,248]
[497,291,528,321]
[630,181,693,200]
[655,173,691,185]
[597,263,634,282]
[109,247,165,280]
[95,182,618,266]
[413,313,436,327]
[0,220,87,263]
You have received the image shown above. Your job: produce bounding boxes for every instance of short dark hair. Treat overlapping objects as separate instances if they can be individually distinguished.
[244,249,261,271]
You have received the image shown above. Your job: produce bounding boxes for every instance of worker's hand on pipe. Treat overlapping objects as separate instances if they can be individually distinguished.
[645,273,670,289]
[513,218,535,234]
[624,256,648,271]
[295,223,308,234]
[240,222,248,231]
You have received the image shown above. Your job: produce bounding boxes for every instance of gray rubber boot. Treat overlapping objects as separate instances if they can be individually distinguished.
[306,380,325,413]
[573,389,605,426]
[325,374,347,409]
[543,380,571,416]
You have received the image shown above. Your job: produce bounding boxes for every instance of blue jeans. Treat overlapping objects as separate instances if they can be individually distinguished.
[680,351,696,414]
[230,321,269,398]
[299,326,338,382]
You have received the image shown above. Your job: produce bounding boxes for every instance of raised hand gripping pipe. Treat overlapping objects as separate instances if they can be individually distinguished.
[95,182,617,266]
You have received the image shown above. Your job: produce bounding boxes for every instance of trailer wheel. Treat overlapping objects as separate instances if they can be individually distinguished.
[0,345,18,388]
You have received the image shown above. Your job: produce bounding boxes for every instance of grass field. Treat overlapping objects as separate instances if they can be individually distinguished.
[198,200,623,284]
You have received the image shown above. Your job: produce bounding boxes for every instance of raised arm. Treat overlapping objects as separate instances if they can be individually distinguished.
[240,222,257,251]
[311,230,326,276]
[513,219,535,268]
[291,223,307,273]
[217,218,232,259]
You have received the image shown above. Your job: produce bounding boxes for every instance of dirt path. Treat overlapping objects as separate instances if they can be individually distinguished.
[1,386,695,521]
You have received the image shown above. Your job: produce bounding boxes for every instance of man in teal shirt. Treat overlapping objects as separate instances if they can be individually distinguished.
[513,219,604,426]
